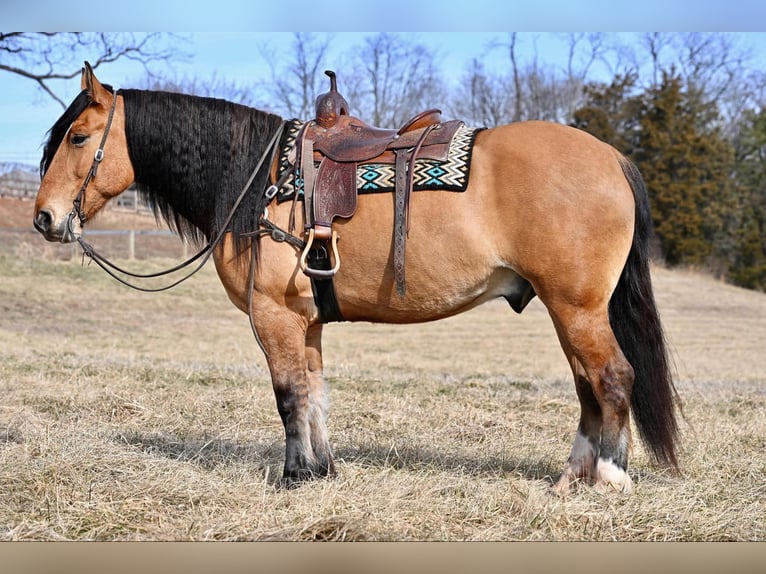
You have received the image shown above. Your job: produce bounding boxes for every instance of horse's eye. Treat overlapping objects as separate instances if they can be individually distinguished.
[70,134,89,147]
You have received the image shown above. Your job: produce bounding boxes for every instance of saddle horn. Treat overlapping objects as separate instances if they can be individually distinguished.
[315,70,349,129]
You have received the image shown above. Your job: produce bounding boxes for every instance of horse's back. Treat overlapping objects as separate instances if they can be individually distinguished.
[470,120,631,204]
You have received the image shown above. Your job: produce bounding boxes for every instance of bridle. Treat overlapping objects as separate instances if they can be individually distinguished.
[64,88,119,242]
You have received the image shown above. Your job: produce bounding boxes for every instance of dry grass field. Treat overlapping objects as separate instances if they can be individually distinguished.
[0,199,764,541]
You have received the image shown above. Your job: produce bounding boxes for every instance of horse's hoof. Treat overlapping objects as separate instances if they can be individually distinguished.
[593,458,633,494]
[278,476,304,490]
[278,468,311,489]
[553,470,594,497]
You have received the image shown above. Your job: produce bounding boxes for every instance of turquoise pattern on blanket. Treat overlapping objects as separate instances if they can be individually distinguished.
[275,120,483,202]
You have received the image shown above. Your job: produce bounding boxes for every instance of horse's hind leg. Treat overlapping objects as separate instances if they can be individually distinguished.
[551,337,602,494]
[547,303,635,494]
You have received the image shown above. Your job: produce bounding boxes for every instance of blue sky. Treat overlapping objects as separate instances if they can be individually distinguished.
[5,0,766,32]
[0,32,576,164]
[3,1,766,167]
[3,32,506,164]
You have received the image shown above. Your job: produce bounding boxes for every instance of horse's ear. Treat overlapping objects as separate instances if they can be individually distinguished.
[80,61,111,106]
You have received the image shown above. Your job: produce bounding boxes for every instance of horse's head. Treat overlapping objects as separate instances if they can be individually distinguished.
[34,62,134,243]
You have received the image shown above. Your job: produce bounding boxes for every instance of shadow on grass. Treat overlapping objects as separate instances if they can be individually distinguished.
[0,424,25,446]
[113,430,283,479]
[113,429,560,488]
[334,443,560,486]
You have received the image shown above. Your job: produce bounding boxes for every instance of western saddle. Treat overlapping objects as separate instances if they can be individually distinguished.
[293,71,462,297]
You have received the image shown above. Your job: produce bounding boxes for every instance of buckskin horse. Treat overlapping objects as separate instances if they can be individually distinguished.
[33,63,680,494]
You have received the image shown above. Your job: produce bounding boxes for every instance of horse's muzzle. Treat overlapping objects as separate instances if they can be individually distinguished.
[33,208,79,243]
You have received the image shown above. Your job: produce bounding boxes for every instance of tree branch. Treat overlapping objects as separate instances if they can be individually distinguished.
[0,32,187,107]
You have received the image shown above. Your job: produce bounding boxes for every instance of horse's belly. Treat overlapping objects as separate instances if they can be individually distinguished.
[333,257,527,324]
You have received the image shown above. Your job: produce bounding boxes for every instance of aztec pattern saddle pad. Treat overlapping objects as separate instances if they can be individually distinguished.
[274,119,485,203]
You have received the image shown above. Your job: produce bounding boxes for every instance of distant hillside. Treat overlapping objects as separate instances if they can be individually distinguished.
[0,163,38,198]
[0,162,36,177]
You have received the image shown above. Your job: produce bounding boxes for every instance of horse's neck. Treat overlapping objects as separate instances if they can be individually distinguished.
[123,89,283,245]
[137,150,218,241]
[124,95,224,240]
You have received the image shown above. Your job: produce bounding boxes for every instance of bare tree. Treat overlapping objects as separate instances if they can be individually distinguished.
[261,33,332,119]
[137,72,260,107]
[641,32,674,88]
[637,32,750,100]
[675,33,748,100]
[0,32,186,107]
[467,33,605,126]
[553,33,617,122]
[509,33,523,123]
[562,33,608,81]
[344,33,445,129]
[450,59,512,127]
[715,53,766,140]
[523,64,569,122]
[635,32,755,135]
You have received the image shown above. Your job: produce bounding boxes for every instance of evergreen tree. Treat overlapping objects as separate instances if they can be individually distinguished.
[632,71,735,268]
[575,69,763,290]
[730,107,766,290]
[570,73,640,155]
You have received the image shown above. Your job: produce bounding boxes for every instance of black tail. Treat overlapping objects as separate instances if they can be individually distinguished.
[610,156,681,469]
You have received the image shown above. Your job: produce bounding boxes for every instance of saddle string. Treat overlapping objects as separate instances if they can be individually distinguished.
[76,121,287,292]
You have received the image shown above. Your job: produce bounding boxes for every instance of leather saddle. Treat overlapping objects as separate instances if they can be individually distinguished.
[312,109,451,163]
[295,71,462,297]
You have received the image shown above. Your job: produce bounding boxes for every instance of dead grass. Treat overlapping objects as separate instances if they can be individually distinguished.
[0,251,764,541]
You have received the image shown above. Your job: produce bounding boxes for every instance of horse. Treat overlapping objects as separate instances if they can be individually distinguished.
[33,63,680,494]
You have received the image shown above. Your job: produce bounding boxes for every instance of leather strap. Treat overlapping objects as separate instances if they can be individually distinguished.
[308,245,345,323]
[301,134,317,228]
[71,88,119,229]
[392,124,436,297]
[394,149,408,297]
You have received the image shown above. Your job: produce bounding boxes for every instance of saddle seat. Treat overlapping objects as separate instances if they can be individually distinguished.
[308,108,446,163]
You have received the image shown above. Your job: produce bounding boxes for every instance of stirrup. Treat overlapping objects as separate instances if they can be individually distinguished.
[299,227,341,278]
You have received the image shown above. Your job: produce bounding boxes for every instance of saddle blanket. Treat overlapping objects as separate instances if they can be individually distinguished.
[275,119,485,203]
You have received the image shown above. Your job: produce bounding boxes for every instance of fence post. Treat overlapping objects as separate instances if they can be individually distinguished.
[128,229,135,260]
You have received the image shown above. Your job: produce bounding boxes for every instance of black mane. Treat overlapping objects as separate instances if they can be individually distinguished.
[120,89,285,246]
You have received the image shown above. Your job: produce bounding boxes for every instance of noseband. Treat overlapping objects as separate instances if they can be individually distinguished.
[65,89,119,241]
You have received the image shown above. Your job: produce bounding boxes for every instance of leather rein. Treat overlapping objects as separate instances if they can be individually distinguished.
[70,89,296,294]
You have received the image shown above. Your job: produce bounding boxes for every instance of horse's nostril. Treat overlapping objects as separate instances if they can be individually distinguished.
[34,209,53,234]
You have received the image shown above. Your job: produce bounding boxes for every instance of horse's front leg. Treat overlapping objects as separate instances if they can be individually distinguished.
[254,305,334,487]
[304,323,336,479]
